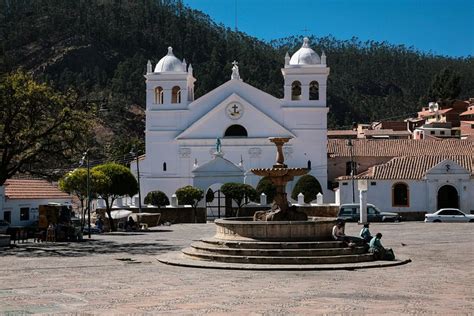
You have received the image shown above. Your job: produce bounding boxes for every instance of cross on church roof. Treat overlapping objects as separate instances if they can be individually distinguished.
[232,60,238,67]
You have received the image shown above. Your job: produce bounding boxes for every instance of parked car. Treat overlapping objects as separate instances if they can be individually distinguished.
[0,220,10,234]
[338,203,402,222]
[425,209,474,223]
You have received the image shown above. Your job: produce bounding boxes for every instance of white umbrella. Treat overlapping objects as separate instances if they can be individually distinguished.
[106,210,132,219]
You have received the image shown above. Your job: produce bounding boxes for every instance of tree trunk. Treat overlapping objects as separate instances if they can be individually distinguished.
[105,198,116,232]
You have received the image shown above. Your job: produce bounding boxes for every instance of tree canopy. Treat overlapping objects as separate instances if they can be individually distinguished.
[0,71,94,185]
[175,185,204,209]
[220,183,257,217]
[91,162,138,231]
[255,177,277,203]
[144,190,169,208]
[291,175,322,203]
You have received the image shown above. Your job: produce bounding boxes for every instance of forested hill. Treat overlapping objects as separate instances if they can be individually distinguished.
[1,0,473,156]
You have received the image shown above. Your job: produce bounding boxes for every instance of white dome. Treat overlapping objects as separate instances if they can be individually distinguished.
[154,47,185,73]
[289,37,321,65]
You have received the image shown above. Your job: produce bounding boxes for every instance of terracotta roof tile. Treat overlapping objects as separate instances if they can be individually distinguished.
[4,179,71,200]
[327,139,474,158]
[338,155,474,180]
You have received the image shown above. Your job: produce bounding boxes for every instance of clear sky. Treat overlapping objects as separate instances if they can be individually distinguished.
[183,0,473,57]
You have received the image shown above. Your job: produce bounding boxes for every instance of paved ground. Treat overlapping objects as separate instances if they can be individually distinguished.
[0,222,472,315]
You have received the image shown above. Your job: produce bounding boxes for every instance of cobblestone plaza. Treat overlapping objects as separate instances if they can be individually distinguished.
[0,222,472,314]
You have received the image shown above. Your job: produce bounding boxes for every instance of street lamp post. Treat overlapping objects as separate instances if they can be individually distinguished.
[130,148,142,214]
[347,139,356,203]
[80,150,91,239]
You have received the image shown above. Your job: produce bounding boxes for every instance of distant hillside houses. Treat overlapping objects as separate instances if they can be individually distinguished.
[328,98,474,140]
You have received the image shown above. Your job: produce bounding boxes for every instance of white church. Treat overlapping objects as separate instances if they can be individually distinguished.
[138,38,331,202]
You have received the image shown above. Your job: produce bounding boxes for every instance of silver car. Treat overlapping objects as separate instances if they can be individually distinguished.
[425,209,474,223]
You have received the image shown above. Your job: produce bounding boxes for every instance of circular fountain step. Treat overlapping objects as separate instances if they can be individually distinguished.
[182,247,374,265]
[191,241,368,257]
[200,238,346,249]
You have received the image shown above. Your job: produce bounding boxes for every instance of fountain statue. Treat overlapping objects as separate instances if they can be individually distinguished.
[252,137,308,221]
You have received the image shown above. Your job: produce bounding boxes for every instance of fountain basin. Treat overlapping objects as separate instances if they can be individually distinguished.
[214,217,337,241]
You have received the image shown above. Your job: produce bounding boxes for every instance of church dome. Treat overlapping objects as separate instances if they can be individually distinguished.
[289,37,321,65]
[154,47,185,73]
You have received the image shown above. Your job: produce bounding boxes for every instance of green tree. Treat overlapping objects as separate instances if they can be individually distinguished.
[255,177,277,203]
[220,183,258,217]
[59,168,110,229]
[205,188,214,203]
[291,175,322,203]
[427,68,462,101]
[92,163,138,231]
[144,190,169,209]
[175,185,204,223]
[0,71,93,185]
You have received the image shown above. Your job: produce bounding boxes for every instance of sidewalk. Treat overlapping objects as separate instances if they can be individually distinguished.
[0,222,473,314]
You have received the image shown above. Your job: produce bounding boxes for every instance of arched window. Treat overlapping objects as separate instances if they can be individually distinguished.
[224,124,248,137]
[309,81,319,100]
[171,86,181,104]
[291,81,301,100]
[392,182,409,207]
[155,87,164,104]
[307,160,312,170]
[163,162,167,172]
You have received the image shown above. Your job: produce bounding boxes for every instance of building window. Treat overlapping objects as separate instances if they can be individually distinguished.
[20,207,30,221]
[392,182,409,207]
[291,81,301,100]
[155,87,164,104]
[224,124,248,137]
[171,86,181,104]
[342,182,348,186]
[440,131,445,135]
[309,81,319,100]
[163,162,167,172]
[430,131,435,135]
[307,160,312,170]
[370,182,377,186]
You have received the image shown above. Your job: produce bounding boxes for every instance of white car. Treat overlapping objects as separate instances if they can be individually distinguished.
[425,209,474,223]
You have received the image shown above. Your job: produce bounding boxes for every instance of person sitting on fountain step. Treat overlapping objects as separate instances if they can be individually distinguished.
[332,221,356,247]
[369,233,395,260]
[359,223,373,243]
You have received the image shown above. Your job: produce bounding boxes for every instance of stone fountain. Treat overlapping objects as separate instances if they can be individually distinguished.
[252,137,309,221]
[158,137,411,270]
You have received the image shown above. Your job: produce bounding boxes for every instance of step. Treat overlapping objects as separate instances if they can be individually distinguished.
[200,238,346,249]
[182,248,374,265]
[191,241,367,257]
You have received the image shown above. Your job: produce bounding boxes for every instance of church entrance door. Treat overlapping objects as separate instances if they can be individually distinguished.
[205,184,226,220]
[437,185,459,210]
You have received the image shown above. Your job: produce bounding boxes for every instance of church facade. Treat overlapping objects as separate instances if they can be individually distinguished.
[139,38,331,202]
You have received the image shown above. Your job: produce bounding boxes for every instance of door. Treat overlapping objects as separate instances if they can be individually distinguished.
[437,185,459,210]
[4,211,11,224]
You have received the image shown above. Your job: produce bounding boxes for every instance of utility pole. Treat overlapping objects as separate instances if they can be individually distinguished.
[80,150,91,239]
[130,148,142,214]
[347,139,356,203]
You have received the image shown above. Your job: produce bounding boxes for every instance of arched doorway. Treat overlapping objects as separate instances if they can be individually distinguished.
[437,185,459,209]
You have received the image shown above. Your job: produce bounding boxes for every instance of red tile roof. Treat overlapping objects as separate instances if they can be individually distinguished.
[327,139,474,158]
[4,179,71,200]
[338,155,474,180]
[418,108,452,117]
[460,108,474,116]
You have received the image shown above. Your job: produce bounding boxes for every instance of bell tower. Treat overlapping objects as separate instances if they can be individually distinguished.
[281,37,329,107]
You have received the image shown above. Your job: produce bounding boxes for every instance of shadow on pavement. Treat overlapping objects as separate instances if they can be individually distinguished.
[0,239,180,258]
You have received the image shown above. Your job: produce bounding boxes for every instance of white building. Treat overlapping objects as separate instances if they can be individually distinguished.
[138,38,330,201]
[1,179,72,226]
[337,156,474,214]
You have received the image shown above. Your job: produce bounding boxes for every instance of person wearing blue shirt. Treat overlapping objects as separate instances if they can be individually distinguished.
[359,223,372,243]
[369,233,395,260]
